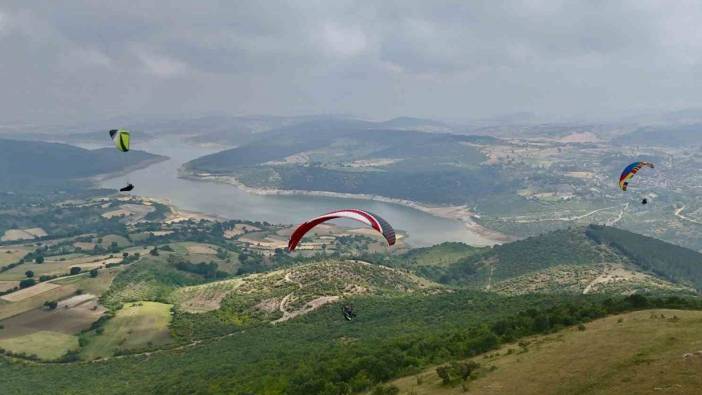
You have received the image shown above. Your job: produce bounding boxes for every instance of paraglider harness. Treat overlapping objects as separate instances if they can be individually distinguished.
[342,304,356,321]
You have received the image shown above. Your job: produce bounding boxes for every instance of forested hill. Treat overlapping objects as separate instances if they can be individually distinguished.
[183,119,506,205]
[437,225,702,292]
[0,138,166,192]
[585,225,702,290]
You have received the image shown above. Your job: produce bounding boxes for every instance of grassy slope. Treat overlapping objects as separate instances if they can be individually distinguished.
[0,291,575,394]
[391,309,702,394]
[0,331,78,360]
[81,301,173,360]
[52,266,123,296]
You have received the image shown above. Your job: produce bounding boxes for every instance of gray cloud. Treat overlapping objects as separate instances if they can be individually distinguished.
[2,0,702,124]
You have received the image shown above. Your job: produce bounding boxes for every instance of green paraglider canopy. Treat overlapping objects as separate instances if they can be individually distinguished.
[109,129,130,152]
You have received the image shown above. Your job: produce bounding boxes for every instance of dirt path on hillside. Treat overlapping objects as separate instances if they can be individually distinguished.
[272,272,304,324]
[606,203,628,226]
[508,206,619,224]
[674,205,702,225]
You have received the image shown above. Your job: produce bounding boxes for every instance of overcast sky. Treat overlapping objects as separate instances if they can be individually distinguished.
[2,0,702,124]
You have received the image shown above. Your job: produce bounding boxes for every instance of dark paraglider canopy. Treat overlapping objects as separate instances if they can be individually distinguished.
[641,198,648,205]
[120,183,134,192]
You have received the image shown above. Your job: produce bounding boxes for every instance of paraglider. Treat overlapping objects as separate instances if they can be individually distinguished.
[108,129,134,192]
[641,198,648,205]
[619,161,654,191]
[109,129,130,152]
[287,209,396,252]
[341,304,356,321]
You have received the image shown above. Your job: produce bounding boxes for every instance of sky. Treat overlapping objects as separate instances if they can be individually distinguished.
[3,0,702,124]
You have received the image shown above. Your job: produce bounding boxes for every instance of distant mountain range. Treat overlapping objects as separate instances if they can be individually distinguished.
[613,123,702,147]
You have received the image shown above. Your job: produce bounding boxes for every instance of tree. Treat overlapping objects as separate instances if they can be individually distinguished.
[25,270,34,278]
[149,247,159,256]
[34,255,44,264]
[69,267,82,275]
[123,252,129,258]
[89,269,99,278]
[19,279,36,289]
[44,300,58,310]
[110,241,119,253]
[436,365,452,385]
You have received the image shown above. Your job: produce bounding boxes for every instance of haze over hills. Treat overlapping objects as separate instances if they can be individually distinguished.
[0,127,701,394]
[6,1,702,393]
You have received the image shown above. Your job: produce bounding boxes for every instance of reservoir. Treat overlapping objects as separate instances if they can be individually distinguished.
[99,138,492,247]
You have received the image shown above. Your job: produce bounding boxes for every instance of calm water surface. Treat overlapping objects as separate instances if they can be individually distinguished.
[98,138,487,247]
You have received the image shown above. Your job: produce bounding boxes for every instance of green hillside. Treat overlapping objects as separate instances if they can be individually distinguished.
[3,291,698,394]
[0,138,165,193]
[586,225,702,290]
[432,226,701,295]
[183,120,510,205]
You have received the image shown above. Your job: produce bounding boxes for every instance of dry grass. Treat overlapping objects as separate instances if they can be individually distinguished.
[0,254,114,281]
[101,204,154,222]
[1,228,47,241]
[391,309,702,395]
[0,284,78,320]
[0,282,60,302]
[0,246,30,265]
[185,244,218,255]
[0,281,18,292]
[0,294,105,339]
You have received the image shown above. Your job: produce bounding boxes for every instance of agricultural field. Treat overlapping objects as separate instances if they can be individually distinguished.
[1,228,47,242]
[0,253,113,281]
[0,246,30,266]
[52,267,123,296]
[0,281,18,292]
[0,283,80,320]
[0,331,78,360]
[0,294,105,361]
[390,309,702,394]
[80,301,173,360]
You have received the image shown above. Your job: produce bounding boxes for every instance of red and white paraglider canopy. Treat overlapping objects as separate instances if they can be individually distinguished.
[287,209,396,252]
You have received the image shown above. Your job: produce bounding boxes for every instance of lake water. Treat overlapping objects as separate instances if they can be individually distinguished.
[98,138,489,247]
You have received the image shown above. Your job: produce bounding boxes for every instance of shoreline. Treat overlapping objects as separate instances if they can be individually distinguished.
[88,155,170,183]
[179,169,511,246]
[136,195,226,224]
